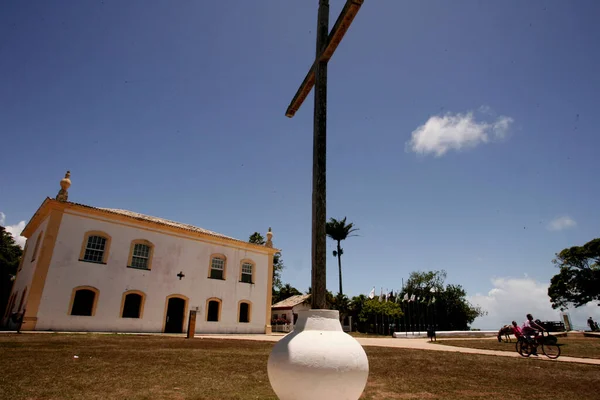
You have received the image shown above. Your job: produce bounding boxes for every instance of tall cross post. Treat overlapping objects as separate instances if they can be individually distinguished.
[285,0,364,309]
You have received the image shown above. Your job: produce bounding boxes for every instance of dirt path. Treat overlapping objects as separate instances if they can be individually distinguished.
[195,333,600,366]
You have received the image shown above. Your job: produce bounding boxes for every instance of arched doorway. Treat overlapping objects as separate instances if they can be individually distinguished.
[164,295,188,333]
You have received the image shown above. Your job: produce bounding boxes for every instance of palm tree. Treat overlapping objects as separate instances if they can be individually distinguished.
[325,217,359,296]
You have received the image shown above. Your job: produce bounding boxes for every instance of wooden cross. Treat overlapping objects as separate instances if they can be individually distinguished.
[285,0,364,309]
[177,271,185,280]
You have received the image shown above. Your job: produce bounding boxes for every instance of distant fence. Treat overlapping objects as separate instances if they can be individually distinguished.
[272,323,293,333]
[272,322,352,334]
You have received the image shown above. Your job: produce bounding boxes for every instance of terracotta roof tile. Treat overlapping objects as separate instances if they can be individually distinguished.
[65,201,273,250]
[271,294,311,309]
[99,207,238,240]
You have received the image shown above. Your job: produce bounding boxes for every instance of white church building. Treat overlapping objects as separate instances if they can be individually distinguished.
[3,171,278,334]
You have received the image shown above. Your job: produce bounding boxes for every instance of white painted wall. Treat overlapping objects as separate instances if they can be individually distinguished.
[2,216,49,328]
[35,211,270,333]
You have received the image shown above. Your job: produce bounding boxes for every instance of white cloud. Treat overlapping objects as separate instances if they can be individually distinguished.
[469,277,600,330]
[492,116,512,139]
[406,108,514,157]
[478,105,493,115]
[547,216,577,232]
[0,212,27,248]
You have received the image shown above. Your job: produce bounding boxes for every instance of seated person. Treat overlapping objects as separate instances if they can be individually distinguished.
[511,321,523,339]
[522,314,545,355]
[522,313,544,337]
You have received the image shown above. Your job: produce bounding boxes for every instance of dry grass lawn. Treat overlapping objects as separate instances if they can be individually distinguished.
[0,334,598,400]
[438,336,600,359]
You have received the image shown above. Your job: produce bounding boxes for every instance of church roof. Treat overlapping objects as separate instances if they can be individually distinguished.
[96,206,239,242]
[22,198,278,253]
[271,294,311,310]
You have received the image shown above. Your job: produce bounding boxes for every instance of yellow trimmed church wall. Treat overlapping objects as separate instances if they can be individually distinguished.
[2,216,50,329]
[34,211,270,333]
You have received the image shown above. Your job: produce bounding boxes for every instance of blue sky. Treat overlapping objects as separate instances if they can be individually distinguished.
[1,1,599,328]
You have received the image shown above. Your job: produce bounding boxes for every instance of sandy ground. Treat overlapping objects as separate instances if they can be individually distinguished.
[3,330,598,365]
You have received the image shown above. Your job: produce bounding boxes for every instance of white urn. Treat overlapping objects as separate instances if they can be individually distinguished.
[267,309,369,400]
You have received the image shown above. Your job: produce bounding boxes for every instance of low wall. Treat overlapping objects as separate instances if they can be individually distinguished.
[582,332,600,338]
[392,330,498,339]
[392,330,571,339]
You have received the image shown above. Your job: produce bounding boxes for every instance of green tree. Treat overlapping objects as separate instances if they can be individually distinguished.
[272,283,302,304]
[325,217,359,296]
[356,298,403,334]
[442,284,485,330]
[1,226,23,320]
[548,238,600,309]
[248,232,265,245]
[305,286,336,308]
[248,232,285,302]
[400,270,485,331]
[350,294,368,314]
[404,270,447,293]
[359,299,403,322]
[330,292,351,322]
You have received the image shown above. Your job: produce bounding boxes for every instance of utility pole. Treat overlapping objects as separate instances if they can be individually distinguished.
[285,0,364,309]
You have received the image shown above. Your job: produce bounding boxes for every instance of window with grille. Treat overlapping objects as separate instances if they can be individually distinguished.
[130,244,150,269]
[210,257,225,279]
[207,300,220,321]
[239,302,250,323]
[122,293,142,318]
[83,235,107,263]
[241,262,253,283]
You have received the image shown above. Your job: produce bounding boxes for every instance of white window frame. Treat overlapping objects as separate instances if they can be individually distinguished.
[241,262,253,283]
[131,243,150,269]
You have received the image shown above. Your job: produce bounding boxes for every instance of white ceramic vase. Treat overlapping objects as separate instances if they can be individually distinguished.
[267,309,369,400]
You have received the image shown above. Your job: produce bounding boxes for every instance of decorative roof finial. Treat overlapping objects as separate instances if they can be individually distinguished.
[56,171,71,202]
[265,227,273,248]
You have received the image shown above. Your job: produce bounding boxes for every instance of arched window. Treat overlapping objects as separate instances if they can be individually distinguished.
[127,240,154,270]
[208,254,226,280]
[69,286,99,316]
[18,287,27,312]
[79,231,112,264]
[121,291,145,318]
[206,298,222,322]
[18,242,29,271]
[4,293,16,319]
[10,292,18,315]
[238,301,252,323]
[239,260,254,284]
[31,231,43,262]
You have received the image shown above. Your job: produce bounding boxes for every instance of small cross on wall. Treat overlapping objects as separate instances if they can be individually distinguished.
[177,271,185,280]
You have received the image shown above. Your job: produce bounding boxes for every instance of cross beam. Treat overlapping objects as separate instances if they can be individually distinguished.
[285,0,364,310]
[285,0,364,118]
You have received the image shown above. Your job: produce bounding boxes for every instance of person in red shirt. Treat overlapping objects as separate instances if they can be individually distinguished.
[511,320,523,339]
